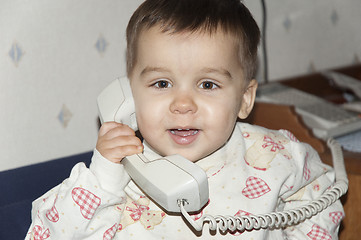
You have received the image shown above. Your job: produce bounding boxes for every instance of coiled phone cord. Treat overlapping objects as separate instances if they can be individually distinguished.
[179,138,349,232]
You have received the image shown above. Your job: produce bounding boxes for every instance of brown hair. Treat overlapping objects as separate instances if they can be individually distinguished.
[126,0,260,81]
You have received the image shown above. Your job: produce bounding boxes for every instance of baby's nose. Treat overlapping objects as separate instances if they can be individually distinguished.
[169,93,198,114]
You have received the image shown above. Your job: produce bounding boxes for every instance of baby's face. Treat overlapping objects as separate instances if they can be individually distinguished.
[130,26,251,162]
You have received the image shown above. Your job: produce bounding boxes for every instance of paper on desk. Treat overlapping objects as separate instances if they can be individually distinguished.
[341,101,361,114]
[336,130,361,153]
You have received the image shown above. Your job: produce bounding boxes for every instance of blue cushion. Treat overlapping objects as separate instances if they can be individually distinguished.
[0,151,92,239]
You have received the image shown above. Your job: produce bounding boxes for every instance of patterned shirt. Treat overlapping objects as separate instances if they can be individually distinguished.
[26,123,344,239]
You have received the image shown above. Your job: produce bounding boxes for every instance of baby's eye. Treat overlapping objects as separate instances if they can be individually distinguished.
[199,81,218,90]
[153,80,172,89]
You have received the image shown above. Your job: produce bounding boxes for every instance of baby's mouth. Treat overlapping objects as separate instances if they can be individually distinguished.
[168,129,200,145]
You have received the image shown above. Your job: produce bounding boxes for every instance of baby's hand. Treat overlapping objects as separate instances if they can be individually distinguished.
[96,122,143,163]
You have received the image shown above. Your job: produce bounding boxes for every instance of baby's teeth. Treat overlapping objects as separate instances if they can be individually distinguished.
[170,129,198,137]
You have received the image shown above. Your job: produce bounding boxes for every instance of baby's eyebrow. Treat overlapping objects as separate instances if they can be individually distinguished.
[201,67,232,80]
[140,66,233,80]
[140,66,171,76]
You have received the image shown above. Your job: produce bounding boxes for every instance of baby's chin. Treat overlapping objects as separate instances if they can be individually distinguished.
[161,149,212,163]
[144,139,213,162]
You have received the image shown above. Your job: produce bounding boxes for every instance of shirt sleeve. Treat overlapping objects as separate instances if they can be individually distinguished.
[25,149,130,240]
[280,136,345,239]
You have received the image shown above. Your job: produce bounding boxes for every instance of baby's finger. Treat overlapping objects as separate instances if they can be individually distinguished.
[102,145,144,163]
[102,126,136,141]
[99,122,135,138]
[98,122,123,137]
[97,135,142,151]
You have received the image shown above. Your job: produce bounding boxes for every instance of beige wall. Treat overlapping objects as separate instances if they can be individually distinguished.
[1,0,360,171]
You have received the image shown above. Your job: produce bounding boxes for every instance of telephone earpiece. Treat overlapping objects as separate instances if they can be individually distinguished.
[97,77,138,130]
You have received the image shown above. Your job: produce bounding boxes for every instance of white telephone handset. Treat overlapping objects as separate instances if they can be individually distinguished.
[97,77,209,213]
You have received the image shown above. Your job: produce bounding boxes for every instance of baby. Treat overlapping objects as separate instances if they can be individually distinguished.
[26,0,344,239]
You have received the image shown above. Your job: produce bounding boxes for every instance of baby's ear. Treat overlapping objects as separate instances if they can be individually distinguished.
[238,79,258,119]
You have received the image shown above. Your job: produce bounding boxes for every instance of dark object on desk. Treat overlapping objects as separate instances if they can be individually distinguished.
[280,64,361,104]
[0,151,92,239]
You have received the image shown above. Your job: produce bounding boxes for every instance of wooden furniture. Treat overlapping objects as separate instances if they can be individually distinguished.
[245,64,361,240]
